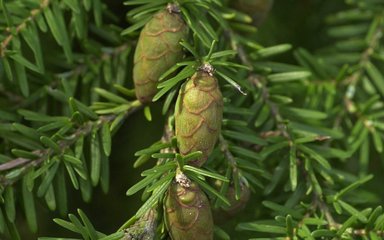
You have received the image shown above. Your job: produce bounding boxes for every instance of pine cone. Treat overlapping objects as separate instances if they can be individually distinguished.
[231,0,274,26]
[164,180,214,240]
[133,5,188,103]
[175,67,223,167]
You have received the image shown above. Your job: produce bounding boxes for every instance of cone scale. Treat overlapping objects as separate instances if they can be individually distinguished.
[133,5,188,103]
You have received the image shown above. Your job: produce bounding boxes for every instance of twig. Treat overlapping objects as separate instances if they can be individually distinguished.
[297,197,384,238]
[0,84,24,104]
[158,113,176,167]
[342,15,383,87]
[161,113,175,144]
[251,74,291,140]
[0,102,142,188]
[0,0,129,107]
[219,134,245,197]
[0,0,50,57]
[1,43,130,110]
[55,44,130,80]
[227,30,292,141]
[227,26,342,231]
[333,15,384,129]
[315,195,337,227]
[226,12,384,240]
[219,134,237,169]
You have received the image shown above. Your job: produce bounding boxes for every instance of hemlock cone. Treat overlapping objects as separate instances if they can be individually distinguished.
[175,68,223,167]
[231,0,274,26]
[212,180,251,223]
[164,181,214,240]
[221,182,250,216]
[133,5,188,103]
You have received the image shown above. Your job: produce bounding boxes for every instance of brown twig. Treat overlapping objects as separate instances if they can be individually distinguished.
[0,102,142,188]
[342,16,383,87]
[0,0,50,57]
[296,196,384,238]
[227,27,342,234]
[0,43,130,110]
[0,84,24,104]
[219,134,237,169]
[158,113,176,168]
[227,30,292,141]
[0,118,94,187]
[332,15,384,131]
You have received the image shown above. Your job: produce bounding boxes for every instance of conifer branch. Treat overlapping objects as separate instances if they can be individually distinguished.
[2,1,384,238]
[1,43,130,110]
[342,14,383,114]
[53,43,130,79]
[315,194,337,227]
[296,199,384,238]
[0,0,50,57]
[226,32,346,240]
[228,31,292,141]
[342,15,383,88]
[228,30,253,71]
[252,74,292,140]
[333,14,384,135]
[0,101,142,188]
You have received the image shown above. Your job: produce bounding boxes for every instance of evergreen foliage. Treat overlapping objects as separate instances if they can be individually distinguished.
[0,0,384,239]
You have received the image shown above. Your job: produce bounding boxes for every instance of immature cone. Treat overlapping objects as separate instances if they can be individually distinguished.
[221,183,250,216]
[212,180,251,223]
[164,180,214,240]
[133,4,188,103]
[231,0,274,26]
[175,65,223,167]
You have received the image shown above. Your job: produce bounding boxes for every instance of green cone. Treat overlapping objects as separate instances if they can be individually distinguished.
[164,180,214,240]
[221,183,250,216]
[212,180,250,223]
[231,0,274,26]
[133,5,188,103]
[175,66,223,167]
